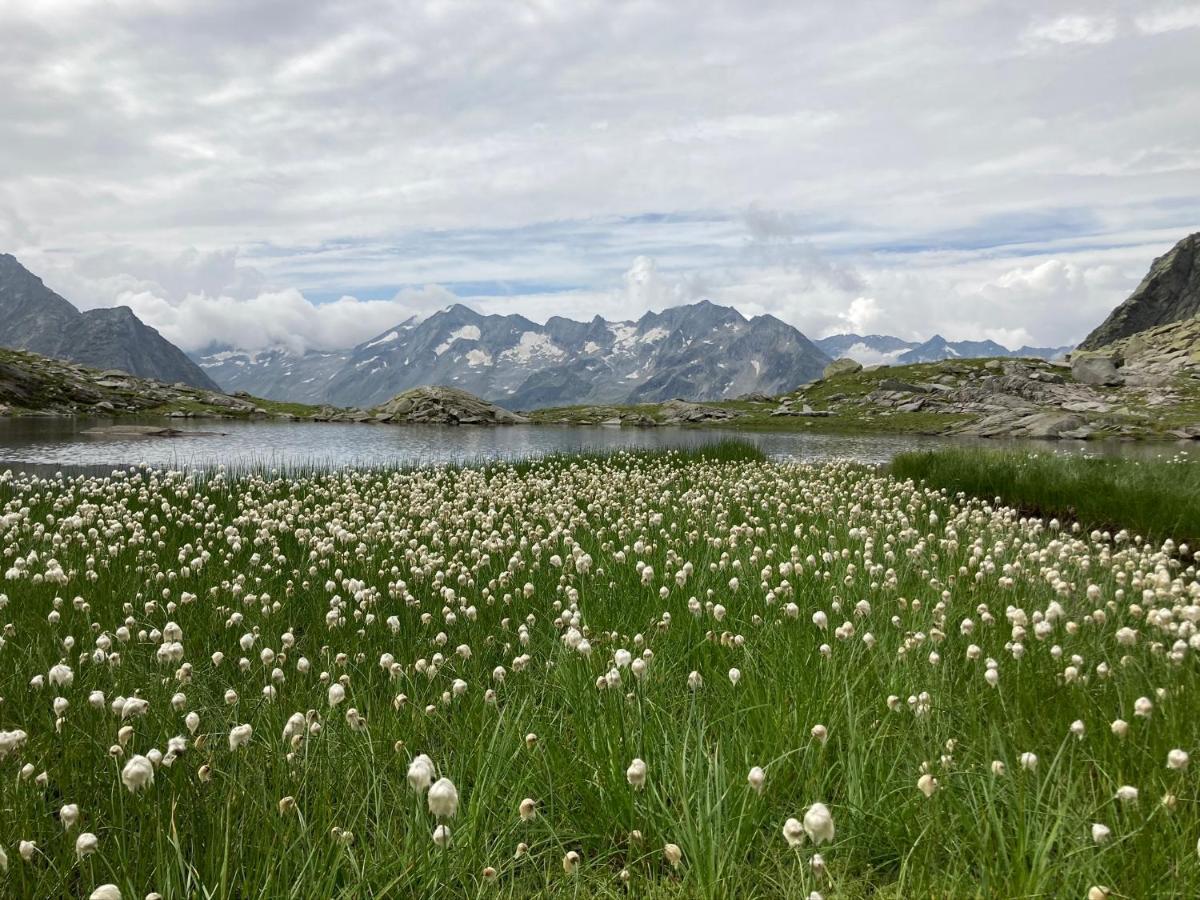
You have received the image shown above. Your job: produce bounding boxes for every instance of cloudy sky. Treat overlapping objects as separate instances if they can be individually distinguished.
[2,0,1199,354]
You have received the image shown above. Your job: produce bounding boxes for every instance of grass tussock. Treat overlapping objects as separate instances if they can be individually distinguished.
[891,447,1200,543]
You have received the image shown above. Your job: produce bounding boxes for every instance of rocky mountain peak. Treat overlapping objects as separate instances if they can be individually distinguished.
[1079,232,1200,350]
[0,254,219,390]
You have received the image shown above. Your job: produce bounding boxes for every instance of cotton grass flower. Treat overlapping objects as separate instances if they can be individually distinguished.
[121,755,154,793]
[1167,749,1189,770]
[917,773,938,798]
[782,817,805,848]
[60,803,80,830]
[89,886,121,900]
[519,797,537,821]
[407,754,435,793]
[228,723,252,750]
[663,843,682,868]
[432,824,452,848]
[562,850,580,873]
[76,831,99,858]
[428,777,459,819]
[626,757,647,790]
[748,766,766,794]
[802,802,835,844]
[1091,823,1112,845]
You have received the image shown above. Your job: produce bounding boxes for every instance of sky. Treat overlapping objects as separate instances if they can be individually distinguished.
[1,0,1199,354]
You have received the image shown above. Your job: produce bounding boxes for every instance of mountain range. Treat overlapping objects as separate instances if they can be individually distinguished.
[196,300,832,408]
[0,251,1117,411]
[0,254,218,390]
[814,333,1072,366]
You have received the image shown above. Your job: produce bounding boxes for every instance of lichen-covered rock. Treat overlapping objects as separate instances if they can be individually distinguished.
[369,386,528,425]
[823,358,863,379]
[658,399,741,424]
[1070,353,1124,386]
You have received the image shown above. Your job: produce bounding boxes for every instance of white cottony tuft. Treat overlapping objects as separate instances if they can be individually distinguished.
[802,802,835,845]
[407,754,435,793]
[427,777,459,819]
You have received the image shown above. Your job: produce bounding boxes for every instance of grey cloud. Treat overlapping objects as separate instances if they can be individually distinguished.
[0,0,1197,350]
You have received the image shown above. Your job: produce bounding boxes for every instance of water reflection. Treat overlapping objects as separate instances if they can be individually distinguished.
[0,416,1184,476]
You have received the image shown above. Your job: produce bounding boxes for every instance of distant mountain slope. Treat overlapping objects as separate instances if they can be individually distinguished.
[817,332,1070,365]
[197,300,832,408]
[192,346,352,404]
[0,254,219,390]
[1079,232,1200,350]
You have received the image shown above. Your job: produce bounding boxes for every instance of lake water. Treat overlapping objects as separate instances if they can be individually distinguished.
[0,417,1182,474]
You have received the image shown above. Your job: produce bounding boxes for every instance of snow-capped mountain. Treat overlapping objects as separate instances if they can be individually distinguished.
[815,333,1071,366]
[196,300,832,408]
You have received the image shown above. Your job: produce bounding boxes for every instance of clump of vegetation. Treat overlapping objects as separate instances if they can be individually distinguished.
[892,447,1200,543]
[1,450,1198,898]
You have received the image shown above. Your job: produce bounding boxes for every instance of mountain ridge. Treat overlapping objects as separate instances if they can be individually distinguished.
[197,299,833,408]
[815,332,1072,365]
[1079,232,1200,350]
[0,254,219,390]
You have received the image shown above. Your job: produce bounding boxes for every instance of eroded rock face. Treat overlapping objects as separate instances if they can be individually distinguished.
[368,386,528,425]
[1079,232,1200,350]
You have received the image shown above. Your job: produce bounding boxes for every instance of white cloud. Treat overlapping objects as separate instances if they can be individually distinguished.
[118,285,456,354]
[841,342,907,366]
[1134,5,1200,34]
[1022,14,1119,47]
[835,297,882,335]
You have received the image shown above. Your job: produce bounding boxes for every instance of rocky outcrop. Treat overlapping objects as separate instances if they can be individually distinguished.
[823,358,863,379]
[0,254,219,390]
[1085,315,1200,385]
[956,410,1091,440]
[1079,232,1200,350]
[1070,352,1124,386]
[367,386,528,425]
[779,352,1198,440]
[657,399,741,424]
[0,346,291,419]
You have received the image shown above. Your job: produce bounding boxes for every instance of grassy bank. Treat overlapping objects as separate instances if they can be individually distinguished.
[891,447,1200,543]
[2,450,1199,898]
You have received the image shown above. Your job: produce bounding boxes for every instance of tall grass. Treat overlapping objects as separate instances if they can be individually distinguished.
[1,449,1198,898]
[891,447,1200,543]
